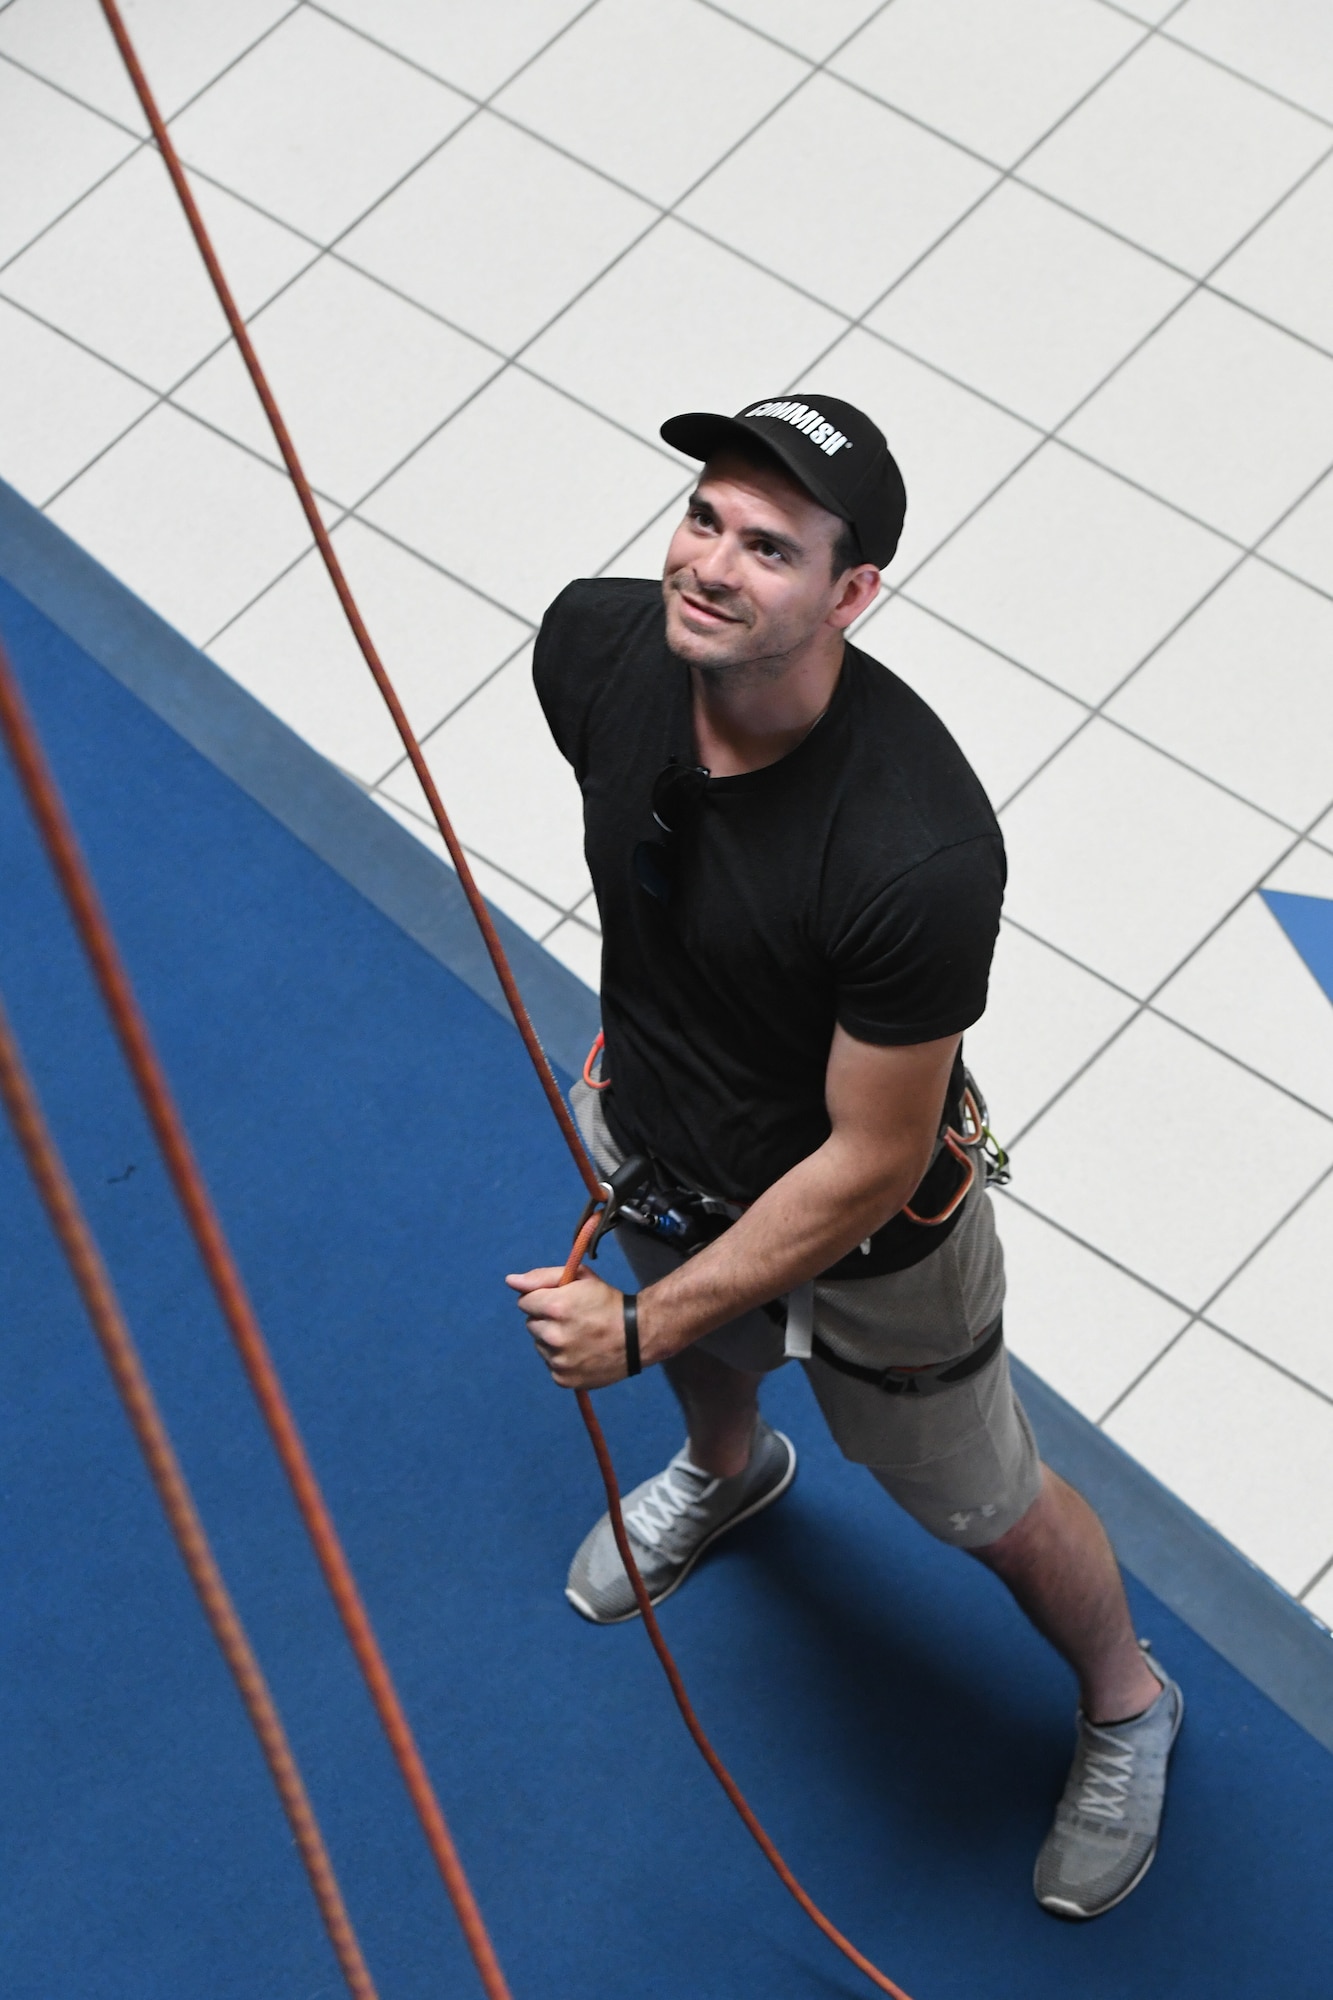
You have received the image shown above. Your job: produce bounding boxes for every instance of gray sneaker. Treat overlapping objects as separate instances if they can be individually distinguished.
[565,1422,797,1624]
[1034,1645,1184,1920]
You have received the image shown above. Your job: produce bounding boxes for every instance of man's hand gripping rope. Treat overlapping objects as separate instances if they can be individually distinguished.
[509,1156,650,1389]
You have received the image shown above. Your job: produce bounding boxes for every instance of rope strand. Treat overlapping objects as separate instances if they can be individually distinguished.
[554,1238,914,2000]
[0,638,511,2000]
[93,8,917,1989]
[0,992,379,2000]
[95,0,596,1203]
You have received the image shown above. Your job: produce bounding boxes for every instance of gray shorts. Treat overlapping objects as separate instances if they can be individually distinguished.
[573,1080,1042,1550]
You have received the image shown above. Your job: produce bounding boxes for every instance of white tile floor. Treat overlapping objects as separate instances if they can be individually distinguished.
[4,0,1333,1615]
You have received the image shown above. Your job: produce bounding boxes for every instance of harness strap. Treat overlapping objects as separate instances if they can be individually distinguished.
[811,1317,1004,1397]
[595,1043,996,1280]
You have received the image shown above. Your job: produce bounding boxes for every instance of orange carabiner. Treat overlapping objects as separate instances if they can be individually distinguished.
[902,1087,987,1226]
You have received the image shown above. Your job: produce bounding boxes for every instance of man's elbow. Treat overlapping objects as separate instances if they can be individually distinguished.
[844,1137,939,1232]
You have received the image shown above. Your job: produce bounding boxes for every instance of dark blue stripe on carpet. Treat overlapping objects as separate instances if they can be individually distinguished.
[2,576,1331,1998]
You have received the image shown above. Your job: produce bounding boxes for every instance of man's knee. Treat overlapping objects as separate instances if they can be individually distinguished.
[966,1462,1054,1569]
[665,1342,763,1402]
[867,1448,1044,1551]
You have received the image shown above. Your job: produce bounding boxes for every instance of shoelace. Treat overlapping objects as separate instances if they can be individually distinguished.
[1075,1735,1137,1823]
[625,1461,719,1551]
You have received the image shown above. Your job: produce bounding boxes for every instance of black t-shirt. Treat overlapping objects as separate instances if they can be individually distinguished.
[534,577,1005,1205]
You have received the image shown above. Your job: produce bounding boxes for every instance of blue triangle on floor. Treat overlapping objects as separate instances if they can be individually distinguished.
[1262,890,1333,1006]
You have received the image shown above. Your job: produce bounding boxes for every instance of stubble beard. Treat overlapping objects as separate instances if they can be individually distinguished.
[663,573,805,686]
[692,650,794,692]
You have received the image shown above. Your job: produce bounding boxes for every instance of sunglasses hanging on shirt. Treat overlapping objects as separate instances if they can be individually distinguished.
[633,758,710,905]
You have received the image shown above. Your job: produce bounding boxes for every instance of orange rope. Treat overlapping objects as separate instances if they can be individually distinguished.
[0,640,512,2000]
[96,0,596,1206]
[0,993,380,2000]
[94,7,918,1990]
[554,1238,915,2000]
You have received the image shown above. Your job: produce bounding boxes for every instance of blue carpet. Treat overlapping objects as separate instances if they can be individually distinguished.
[1264,889,1333,1006]
[2,574,1331,1999]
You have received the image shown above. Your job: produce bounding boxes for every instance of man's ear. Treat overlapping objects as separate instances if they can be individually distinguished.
[829,564,882,631]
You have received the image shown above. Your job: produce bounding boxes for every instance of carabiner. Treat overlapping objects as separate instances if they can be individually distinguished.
[575,1152,652,1259]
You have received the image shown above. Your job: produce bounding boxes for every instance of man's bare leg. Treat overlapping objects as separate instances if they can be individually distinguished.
[661,1364,1159,1722]
[663,1345,762,1478]
[971,1465,1161,1723]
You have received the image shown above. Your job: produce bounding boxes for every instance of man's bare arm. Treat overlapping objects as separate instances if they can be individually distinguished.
[507,1026,961,1387]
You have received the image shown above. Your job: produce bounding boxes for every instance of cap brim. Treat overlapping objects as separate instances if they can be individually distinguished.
[660,410,854,530]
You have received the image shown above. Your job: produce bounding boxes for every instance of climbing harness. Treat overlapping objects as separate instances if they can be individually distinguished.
[904,1073,1010,1225]
[577,1047,1014,1398]
[580,1143,744,1260]
[587,1037,1010,1275]
[23,9,929,1993]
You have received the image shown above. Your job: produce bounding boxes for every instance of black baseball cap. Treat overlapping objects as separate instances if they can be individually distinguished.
[660,394,907,569]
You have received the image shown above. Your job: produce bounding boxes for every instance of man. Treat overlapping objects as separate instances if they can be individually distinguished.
[508,395,1182,1920]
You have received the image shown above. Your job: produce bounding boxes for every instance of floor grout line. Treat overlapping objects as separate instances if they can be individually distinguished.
[196,507,535,659]
[16,4,1332,397]
[841,162,1333,613]
[13,0,1332,666]
[366,627,538,780]
[1093,1157,1333,1426]
[981,426,1333,1152]
[21,1,634,512]
[512,16,1333,886]
[971,435,1333,823]
[321,774,1331,1138]
[992,925,1333,1136]
[14,0,1333,415]
[998,812,1330,1156]
[338,768,1333,1146]
[539,905,601,947]
[303,0,605,100]
[372,789,592,926]
[1088,0,1333,135]
[300,3,894,514]
[995,1186,1196,1320]
[22,243,1331,646]
[712,0,1333,151]
[1297,1546,1333,1606]
[0,4,307,263]
[892,579,1333,837]
[788,70,1333,378]
[998,896,1333,1079]
[996,1162,1333,1431]
[72,47,832,642]
[1193,1313,1333,1418]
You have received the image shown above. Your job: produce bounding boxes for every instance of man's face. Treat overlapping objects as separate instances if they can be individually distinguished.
[662,451,864,672]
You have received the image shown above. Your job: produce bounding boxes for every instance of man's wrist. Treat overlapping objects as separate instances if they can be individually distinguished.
[629,1282,670,1370]
[627,1171,919,1363]
[631,1278,708,1369]
[622,1292,641,1376]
